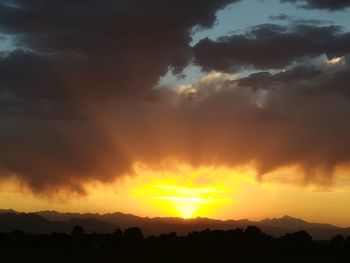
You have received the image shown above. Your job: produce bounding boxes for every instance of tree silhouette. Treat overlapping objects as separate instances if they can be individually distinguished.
[124,227,144,247]
[1,225,350,262]
[71,225,85,237]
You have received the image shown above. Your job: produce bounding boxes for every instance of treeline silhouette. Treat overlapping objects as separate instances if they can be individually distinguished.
[1,226,350,262]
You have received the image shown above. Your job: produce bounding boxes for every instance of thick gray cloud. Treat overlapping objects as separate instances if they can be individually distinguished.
[0,0,350,195]
[193,24,350,71]
[1,64,350,194]
[237,65,350,98]
[0,0,238,193]
[0,0,236,101]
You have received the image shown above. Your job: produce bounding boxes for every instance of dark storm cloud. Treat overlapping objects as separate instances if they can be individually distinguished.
[0,119,130,194]
[182,65,350,179]
[281,0,350,10]
[193,23,350,71]
[0,0,236,100]
[3,64,349,195]
[0,0,238,193]
[0,0,350,195]
[237,66,323,87]
[1,65,350,194]
[237,65,350,98]
[0,50,72,100]
[346,55,350,66]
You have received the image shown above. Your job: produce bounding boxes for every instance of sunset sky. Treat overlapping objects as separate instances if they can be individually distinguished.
[1,0,350,226]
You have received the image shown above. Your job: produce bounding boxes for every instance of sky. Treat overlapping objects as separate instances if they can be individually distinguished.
[1,0,350,226]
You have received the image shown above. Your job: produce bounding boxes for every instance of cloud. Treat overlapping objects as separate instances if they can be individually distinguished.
[193,23,350,71]
[281,0,350,10]
[0,0,238,194]
[0,0,350,196]
[2,64,350,194]
[0,0,236,102]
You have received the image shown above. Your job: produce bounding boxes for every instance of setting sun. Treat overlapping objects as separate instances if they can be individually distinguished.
[151,185,227,218]
[129,162,234,218]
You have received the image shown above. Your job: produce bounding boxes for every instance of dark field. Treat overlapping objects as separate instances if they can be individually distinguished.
[1,226,350,262]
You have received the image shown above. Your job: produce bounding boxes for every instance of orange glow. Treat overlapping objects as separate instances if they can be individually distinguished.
[129,162,235,218]
[138,185,228,218]
[2,161,350,226]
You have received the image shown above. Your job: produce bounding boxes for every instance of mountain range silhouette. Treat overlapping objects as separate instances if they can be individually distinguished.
[0,209,349,240]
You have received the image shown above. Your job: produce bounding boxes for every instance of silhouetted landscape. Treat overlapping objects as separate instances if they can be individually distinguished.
[0,209,349,239]
[1,210,350,262]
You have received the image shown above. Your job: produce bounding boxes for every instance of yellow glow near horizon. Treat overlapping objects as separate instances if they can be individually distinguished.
[2,161,350,226]
[130,162,235,218]
[146,185,228,218]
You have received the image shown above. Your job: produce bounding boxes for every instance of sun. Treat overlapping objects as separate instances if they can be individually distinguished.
[154,195,205,219]
[150,185,227,219]
[128,161,238,219]
[176,202,198,219]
